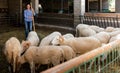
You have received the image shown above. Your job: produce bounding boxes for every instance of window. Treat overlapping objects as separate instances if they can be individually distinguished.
[39,0,73,14]
[86,0,115,13]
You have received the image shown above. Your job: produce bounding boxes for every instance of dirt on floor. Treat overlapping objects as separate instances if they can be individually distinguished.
[0,24,75,73]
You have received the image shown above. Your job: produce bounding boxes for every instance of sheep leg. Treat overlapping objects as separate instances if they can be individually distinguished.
[47,63,53,68]
[13,55,18,73]
[75,29,79,37]
[16,58,20,73]
[30,62,35,73]
[8,63,13,73]
[35,64,40,70]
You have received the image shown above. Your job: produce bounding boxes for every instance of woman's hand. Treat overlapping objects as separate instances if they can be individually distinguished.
[29,16,34,20]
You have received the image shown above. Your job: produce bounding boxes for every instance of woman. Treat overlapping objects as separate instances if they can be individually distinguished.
[24,4,35,38]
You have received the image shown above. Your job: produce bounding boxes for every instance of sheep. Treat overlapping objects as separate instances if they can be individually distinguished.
[75,24,89,37]
[108,30,120,37]
[4,37,31,73]
[76,24,96,37]
[53,36,102,55]
[90,35,120,69]
[63,33,74,39]
[113,28,120,31]
[59,45,76,61]
[39,31,61,46]
[26,31,40,46]
[18,46,64,73]
[90,25,104,33]
[109,34,120,42]
[105,27,120,32]
[52,36,102,70]
[90,32,111,44]
[51,33,74,46]
[105,27,115,32]
[109,34,120,58]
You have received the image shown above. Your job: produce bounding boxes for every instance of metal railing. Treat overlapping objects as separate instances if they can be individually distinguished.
[41,40,120,73]
[0,15,16,24]
[79,15,120,28]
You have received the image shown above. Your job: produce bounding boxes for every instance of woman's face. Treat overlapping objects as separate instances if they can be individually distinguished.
[27,4,31,9]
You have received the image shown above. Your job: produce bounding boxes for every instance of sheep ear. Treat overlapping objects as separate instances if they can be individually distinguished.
[59,36,64,42]
[22,40,25,42]
[22,41,31,49]
[26,41,31,47]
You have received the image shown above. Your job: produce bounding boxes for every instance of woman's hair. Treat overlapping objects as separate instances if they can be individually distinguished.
[26,4,31,9]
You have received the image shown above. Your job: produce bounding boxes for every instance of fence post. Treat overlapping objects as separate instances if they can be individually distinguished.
[79,15,84,24]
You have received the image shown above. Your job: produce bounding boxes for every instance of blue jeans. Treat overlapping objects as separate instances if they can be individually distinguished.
[24,21,33,38]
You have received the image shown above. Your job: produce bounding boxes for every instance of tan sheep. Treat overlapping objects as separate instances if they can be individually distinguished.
[57,36,102,55]
[4,37,31,73]
[59,46,76,61]
[18,46,64,73]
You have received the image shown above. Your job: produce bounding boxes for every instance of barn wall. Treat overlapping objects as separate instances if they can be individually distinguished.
[0,0,8,16]
[0,0,8,8]
[8,0,22,25]
[116,0,120,13]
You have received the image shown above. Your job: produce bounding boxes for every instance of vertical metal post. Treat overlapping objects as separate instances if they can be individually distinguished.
[61,0,63,13]
[94,58,96,72]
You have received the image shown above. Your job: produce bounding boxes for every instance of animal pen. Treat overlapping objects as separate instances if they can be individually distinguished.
[41,39,120,73]
[41,13,120,73]
[1,12,120,73]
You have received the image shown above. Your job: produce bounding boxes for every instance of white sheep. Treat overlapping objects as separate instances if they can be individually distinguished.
[18,46,64,73]
[53,36,101,55]
[105,27,115,32]
[108,30,120,37]
[90,32,111,44]
[90,25,104,33]
[63,33,74,39]
[113,28,120,31]
[76,24,96,37]
[4,37,31,73]
[109,34,120,42]
[51,33,74,46]
[39,31,61,46]
[75,24,89,36]
[26,31,40,46]
[109,34,120,58]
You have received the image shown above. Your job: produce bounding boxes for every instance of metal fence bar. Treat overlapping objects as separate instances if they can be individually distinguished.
[41,40,120,73]
[116,16,119,27]
[0,15,16,25]
[79,16,120,28]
